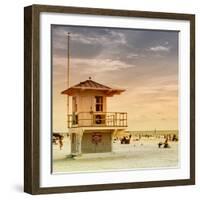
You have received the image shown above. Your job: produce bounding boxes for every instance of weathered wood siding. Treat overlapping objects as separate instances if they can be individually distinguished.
[75,91,107,126]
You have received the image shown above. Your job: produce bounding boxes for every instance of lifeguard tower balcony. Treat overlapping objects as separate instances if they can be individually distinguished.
[67,111,127,128]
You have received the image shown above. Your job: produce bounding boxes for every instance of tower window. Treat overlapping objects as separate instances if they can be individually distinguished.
[95,96,103,112]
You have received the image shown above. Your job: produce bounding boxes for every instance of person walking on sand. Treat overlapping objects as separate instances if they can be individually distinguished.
[59,135,64,150]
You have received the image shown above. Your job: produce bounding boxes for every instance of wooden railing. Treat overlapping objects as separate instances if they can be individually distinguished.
[68,112,128,128]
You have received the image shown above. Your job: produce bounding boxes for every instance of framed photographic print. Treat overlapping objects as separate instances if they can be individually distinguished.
[24,4,195,194]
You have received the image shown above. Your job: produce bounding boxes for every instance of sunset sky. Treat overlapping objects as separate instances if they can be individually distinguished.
[52,25,178,132]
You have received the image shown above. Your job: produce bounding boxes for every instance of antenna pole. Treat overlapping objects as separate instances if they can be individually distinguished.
[67,32,70,117]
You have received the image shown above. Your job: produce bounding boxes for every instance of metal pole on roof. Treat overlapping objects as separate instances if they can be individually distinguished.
[67,32,70,117]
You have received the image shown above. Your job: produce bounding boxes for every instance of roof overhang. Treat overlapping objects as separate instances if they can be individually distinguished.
[61,87,125,96]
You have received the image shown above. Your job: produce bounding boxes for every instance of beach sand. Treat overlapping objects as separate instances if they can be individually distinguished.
[52,135,178,173]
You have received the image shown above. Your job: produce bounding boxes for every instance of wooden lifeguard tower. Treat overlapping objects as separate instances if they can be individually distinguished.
[61,78,128,156]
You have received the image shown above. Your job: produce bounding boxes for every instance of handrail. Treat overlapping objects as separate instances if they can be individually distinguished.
[67,112,128,128]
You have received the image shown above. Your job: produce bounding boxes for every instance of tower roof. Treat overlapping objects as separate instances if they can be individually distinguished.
[61,78,125,96]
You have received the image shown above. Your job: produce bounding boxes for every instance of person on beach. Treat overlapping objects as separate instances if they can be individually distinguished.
[53,133,64,150]
[58,135,64,150]
[158,142,163,148]
[163,138,170,148]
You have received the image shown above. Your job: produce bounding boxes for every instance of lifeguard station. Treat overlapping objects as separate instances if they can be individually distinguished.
[61,77,128,156]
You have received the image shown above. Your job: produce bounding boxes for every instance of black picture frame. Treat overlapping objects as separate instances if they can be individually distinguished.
[24,4,195,194]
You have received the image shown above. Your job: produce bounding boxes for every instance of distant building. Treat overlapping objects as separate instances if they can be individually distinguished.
[61,77,128,156]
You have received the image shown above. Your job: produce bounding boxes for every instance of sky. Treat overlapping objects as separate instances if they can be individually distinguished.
[52,25,179,132]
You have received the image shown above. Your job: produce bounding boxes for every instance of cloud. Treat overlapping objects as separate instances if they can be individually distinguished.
[71,33,106,45]
[149,45,170,52]
[70,30,126,45]
[52,26,127,47]
[126,54,139,59]
[109,31,127,44]
[52,26,129,60]
[71,58,135,73]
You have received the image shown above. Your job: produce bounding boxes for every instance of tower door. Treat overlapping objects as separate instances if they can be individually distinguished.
[81,132,111,153]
